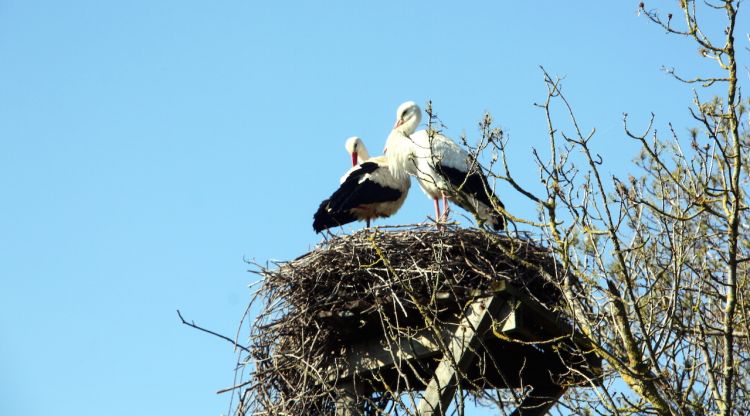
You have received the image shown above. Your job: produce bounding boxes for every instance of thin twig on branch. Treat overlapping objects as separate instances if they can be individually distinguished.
[177,309,250,353]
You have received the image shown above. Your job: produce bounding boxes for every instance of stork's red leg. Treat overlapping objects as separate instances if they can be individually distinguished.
[434,197,441,224]
[441,193,450,221]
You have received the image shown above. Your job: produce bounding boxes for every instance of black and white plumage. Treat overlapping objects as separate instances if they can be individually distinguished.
[384,101,506,230]
[313,143,410,233]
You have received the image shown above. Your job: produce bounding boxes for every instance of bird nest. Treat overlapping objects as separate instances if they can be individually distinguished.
[238,225,567,415]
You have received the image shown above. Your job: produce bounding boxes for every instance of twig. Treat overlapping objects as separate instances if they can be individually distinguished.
[217,379,257,395]
[177,309,250,353]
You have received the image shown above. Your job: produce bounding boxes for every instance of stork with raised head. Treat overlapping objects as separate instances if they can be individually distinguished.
[313,138,410,233]
[384,101,506,230]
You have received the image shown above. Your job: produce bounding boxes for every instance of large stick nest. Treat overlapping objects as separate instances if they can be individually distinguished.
[241,225,566,415]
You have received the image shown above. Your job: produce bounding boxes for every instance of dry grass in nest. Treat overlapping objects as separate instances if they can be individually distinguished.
[240,224,566,415]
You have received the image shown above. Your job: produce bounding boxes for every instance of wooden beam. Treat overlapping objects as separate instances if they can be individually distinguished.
[416,295,508,416]
[340,322,453,378]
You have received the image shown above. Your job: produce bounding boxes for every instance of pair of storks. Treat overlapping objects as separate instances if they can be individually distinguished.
[313,101,506,233]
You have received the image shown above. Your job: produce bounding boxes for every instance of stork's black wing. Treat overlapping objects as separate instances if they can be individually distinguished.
[312,198,358,233]
[327,162,403,211]
[312,162,402,233]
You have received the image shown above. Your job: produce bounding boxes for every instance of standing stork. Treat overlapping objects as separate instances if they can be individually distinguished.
[313,139,410,233]
[384,101,506,230]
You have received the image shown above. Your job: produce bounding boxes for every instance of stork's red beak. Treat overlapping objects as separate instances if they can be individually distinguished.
[351,152,358,167]
[393,119,403,129]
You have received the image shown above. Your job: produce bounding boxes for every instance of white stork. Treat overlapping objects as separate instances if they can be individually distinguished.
[313,139,410,233]
[384,101,506,230]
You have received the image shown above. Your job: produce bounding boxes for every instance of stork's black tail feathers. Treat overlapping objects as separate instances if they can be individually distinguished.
[312,199,357,233]
[474,184,506,231]
[438,164,507,231]
[488,197,506,231]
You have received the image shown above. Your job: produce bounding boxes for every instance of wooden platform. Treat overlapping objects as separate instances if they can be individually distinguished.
[323,281,601,416]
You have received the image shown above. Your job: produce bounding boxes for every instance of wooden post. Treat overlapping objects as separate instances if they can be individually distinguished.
[415,295,507,416]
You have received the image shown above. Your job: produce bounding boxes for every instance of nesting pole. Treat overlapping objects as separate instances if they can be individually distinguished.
[243,227,602,416]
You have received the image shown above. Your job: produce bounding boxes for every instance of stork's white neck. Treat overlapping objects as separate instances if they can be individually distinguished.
[356,142,371,163]
[384,129,417,182]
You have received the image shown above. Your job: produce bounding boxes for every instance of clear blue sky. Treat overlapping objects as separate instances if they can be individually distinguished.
[1,1,746,415]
